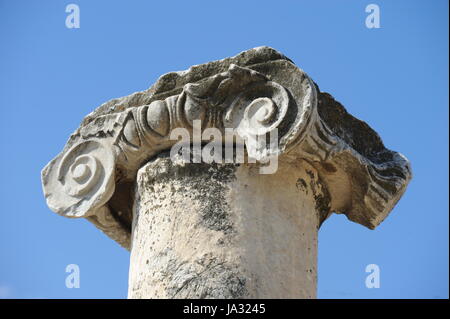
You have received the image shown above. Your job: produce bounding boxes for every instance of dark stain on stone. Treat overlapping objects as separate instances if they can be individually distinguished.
[316,90,393,165]
[108,181,135,230]
[321,162,337,173]
[306,169,331,227]
[296,178,308,194]
[146,150,238,235]
[189,162,237,234]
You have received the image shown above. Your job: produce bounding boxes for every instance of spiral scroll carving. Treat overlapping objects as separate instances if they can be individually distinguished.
[49,140,116,217]
[223,81,291,159]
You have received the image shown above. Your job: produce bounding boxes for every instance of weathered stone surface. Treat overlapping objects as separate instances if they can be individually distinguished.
[41,46,412,252]
[128,152,321,298]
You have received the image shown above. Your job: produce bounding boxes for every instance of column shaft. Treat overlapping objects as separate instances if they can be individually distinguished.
[128,154,325,298]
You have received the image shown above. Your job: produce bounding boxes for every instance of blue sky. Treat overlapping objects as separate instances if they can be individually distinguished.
[0,0,448,299]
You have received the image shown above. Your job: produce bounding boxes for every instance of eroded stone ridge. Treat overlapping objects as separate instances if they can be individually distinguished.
[41,47,412,249]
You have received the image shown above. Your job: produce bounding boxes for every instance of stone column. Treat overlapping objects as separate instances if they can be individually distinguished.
[41,47,412,299]
[128,155,325,298]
